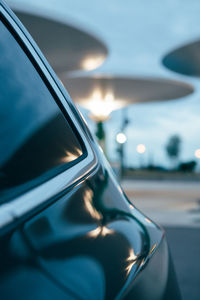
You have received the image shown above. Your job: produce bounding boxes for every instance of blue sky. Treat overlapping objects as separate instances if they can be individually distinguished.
[7,0,200,167]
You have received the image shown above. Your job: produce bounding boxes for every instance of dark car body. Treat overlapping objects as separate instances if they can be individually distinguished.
[0,1,181,299]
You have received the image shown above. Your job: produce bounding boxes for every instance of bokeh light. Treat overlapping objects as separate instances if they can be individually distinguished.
[195,149,200,159]
[136,144,146,154]
[116,132,127,144]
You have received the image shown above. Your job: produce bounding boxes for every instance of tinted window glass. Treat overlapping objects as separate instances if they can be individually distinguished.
[0,19,84,200]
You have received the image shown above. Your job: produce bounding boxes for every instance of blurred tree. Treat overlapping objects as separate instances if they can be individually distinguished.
[178,160,196,172]
[166,134,182,169]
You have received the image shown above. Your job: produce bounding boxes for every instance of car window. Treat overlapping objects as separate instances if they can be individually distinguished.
[0,18,85,201]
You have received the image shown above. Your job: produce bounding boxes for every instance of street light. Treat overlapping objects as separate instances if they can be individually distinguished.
[116,132,127,179]
[137,144,146,154]
[87,90,117,122]
[195,149,200,159]
[82,56,106,71]
[116,132,127,144]
[64,75,193,160]
[194,149,200,172]
[85,90,121,154]
[13,11,107,74]
[136,144,146,168]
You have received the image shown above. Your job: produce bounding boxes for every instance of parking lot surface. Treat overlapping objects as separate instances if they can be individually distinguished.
[122,180,200,300]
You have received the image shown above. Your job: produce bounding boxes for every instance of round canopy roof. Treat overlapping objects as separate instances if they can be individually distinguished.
[14,10,108,73]
[63,75,194,109]
[162,40,200,77]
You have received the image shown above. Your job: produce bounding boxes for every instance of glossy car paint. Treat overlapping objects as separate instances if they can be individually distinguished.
[0,1,181,299]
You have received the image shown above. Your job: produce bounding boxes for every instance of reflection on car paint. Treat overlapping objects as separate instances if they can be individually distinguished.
[22,167,161,299]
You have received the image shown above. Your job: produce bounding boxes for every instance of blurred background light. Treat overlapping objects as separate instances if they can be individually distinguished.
[195,149,200,159]
[136,144,146,154]
[116,133,127,144]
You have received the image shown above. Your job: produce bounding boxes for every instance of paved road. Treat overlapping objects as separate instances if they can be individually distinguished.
[122,180,200,227]
[165,227,200,300]
[121,180,200,299]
